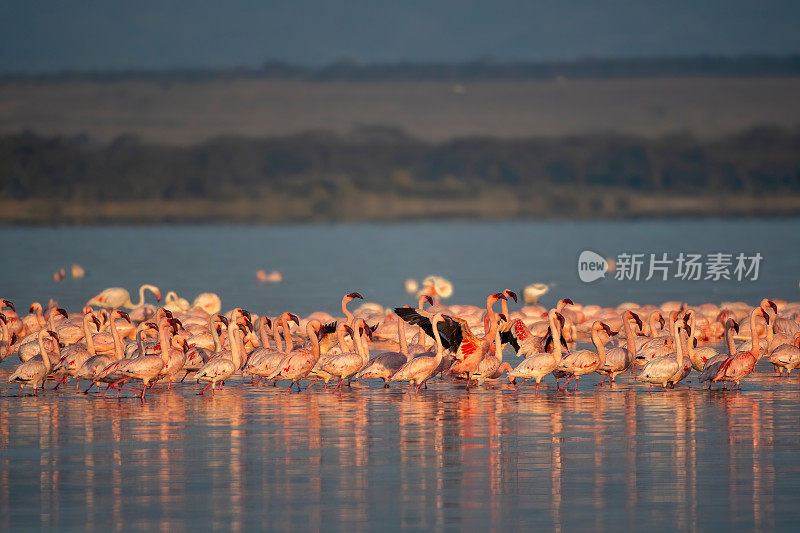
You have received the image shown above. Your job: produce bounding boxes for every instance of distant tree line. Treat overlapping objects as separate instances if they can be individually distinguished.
[4,55,800,83]
[2,125,800,207]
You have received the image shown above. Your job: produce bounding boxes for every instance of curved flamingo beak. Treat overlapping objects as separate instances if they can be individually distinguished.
[730,320,739,334]
[767,299,778,314]
[10,333,17,344]
[0,313,5,324]
[562,298,574,306]
[505,290,518,303]
[601,323,614,336]
[240,309,252,321]
[424,295,434,306]
[118,311,131,322]
[1,299,14,311]
[57,308,69,319]
[497,313,507,322]
[630,312,643,329]
[264,317,272,329]
[217,315,229,326]
[344,325,355,337]
[762,308,771,324]
[91,316,102,329]
[556,312,566,327]
[48,330,59,341]
[164,309,173,318]
[289,313,300,325]
[156,290,162,301]
[145,322,158,330]
[29,305,36,313]
[347,292,363,300]
[492,292,507,301]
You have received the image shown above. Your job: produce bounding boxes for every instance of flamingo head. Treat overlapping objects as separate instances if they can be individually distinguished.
[726,319,739,334]
[561,298,574,307]
[239,309,252,321]
[761,308,770,324]
[763,299,778,314]
[10,333,18,345]
[629,312,643,330]
[144,322,158,331]
[0,313,5,324]
[47,330,59,342]
[491,292,507,302]
[658,314,666,328]
[216,315,229,327]
[91,315,103,330]
[497,313,507,323]
[555,312,566,327]
[600,322,614,336]
[168,318,182,332]
[29,305,36,313]
[346,292,364,301]
[163,309,173,319]
[263,317,272,329]
[504,290,518,303]
[422,295,434,307]
[57,308,69,319]
[343,324,355,338]
[1,299,14,311]
[117,310,132,323]
[288,313,300,326]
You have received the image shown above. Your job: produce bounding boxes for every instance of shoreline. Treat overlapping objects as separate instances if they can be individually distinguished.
[3,193,800,224]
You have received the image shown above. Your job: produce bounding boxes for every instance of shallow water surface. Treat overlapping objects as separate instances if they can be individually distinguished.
[2,362,799,531]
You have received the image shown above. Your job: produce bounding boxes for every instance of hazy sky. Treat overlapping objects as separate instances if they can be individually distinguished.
[2,1,800,73]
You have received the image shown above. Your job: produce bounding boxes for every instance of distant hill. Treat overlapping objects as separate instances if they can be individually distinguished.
[2,126,800,223]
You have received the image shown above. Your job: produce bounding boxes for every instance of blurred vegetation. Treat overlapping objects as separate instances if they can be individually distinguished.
[4,55,800,83]
[2,125,800,223]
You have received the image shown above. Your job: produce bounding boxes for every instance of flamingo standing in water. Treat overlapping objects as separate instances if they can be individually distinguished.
[556,321,612,391]
[637,321,689,391]
[267,320,323,392]
[21,303,46,336]
[86,284,162,309]
[7,329,59,395]
[390,313,447,392]
[356,314,412,387]
[698,319,739,388]
[322,322,372,392]
[712,307,769,389]
[245,312,299,386]
[595,311,642,384]
[52,312,103,389]
[508,309,565,392]
[116,318,183,399]
[768,332,800,375]
[472,314,513,385]
[81,321,156,395]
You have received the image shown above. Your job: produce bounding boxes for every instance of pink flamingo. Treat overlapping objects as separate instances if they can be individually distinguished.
[637,321,690,391]
[266,320,323,392]
[390,313,447,392]
[712,307,769,389]
[508,309,566,392]
[698,319,739,389]
[596,311,642,384]
[7,329,58,395]
[556,321,612,391]
[356,313,413,387]
[322,322,372,393]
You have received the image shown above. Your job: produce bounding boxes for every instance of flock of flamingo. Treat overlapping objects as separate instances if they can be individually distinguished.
[1,284,799,400]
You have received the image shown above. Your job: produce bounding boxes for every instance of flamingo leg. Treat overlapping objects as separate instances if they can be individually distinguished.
[558,375,573,391]
[574,376,579,391]
[598,374,609,386]
[181,371,190,382]
[198,382,213,395]
[512,378,529,394]
[18,384,23,396]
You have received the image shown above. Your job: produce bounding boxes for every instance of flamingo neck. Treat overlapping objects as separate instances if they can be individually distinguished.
[591,325,606,367]
[307,323,320,363]
[431,317,444,367]
[674,325,684,366]
[136,329,146,356]
[259,318,271,350]
[227,323,242,369]
[271,318,284,352]
[624,314,636,357]
[342,297,354,326]
[748,308,761,357]
[210,316,222,352]
[548,310,562,359]
[649,312,661,338]
[38,331,53,373]
[281,317,294,352]
[724,323,737,355]
[82,313,96,356]
[494,326,502,362]
[485,296,499,326]
[158,321,171,363]
[110,316,124,360]
[501,299,509,319]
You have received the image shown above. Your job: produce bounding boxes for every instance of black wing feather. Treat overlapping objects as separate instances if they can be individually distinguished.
[394,308,452,350]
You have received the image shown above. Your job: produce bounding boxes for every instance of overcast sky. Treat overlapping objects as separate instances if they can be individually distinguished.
[2,1,800,73]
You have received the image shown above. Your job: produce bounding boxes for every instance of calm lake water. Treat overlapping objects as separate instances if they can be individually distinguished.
[1,219,800,530]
